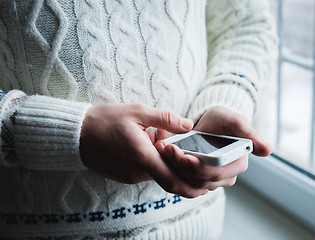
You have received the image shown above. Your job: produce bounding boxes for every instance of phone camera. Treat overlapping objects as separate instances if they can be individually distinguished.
[246,146,251,151]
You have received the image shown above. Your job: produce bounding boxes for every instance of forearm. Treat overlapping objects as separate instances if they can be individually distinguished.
[188,0,278,123]
[206,0,278,87]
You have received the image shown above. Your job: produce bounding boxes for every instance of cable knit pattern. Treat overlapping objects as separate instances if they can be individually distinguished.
[0,0,278,238]
[26,0,78,99]
[166,0,195,112]
[57,171,100,213]
[74,0,117,104]
[106,0,150,105]
[135,0,175,109]
[0,17,20,90]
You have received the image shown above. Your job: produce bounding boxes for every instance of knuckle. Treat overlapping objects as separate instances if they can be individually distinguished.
[184,192,201,199]
[164,181,178,194]
[163,182,199,199]
[161,111,177,126]
[179,188,201,199]
[133,103,146,112]
[208,185,218,191]
[210,172,224,182]
[225,177,237,187]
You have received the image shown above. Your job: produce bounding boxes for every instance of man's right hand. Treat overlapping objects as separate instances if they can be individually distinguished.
[79,103,208,198]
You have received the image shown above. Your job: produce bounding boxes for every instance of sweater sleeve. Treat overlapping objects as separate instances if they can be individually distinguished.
[187,0,278,123]
[0,89,92,170]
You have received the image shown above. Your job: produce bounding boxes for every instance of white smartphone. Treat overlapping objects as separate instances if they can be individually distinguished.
[163,130,253,166]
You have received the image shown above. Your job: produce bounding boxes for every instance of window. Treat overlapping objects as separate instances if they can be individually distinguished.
[276,0,315,174]
[240,0,315,232]
[256,0,315,175]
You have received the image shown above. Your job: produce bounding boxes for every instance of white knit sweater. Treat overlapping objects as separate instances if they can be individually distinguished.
[0,0,277,239]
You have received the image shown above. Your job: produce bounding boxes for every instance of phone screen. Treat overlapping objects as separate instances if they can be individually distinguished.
[172,133,237,154]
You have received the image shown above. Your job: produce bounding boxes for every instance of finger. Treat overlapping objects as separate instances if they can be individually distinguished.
[222,114,272,157]
[195,106,272,157]
[163,144,186,161]
[206,156,248,182]
[186,175,238,190]
[161,144,202,182]
[156,129,169,141]
[207,176,238,191]
[164,145,248,183]
[193,156,248,182]
[133,104,193,133]
[247,131,272,157]
[161,145,240,190]
[141,145,208,198]
[155,140,166,155]
[146,128,157,144]
[154,131,170,157]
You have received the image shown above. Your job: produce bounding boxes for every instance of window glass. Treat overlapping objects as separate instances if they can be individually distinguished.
[282,0,314,58]
[278,62,312,169]
[254,0,315,174]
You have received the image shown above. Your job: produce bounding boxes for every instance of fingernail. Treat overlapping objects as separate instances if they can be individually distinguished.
[182,118,193,130]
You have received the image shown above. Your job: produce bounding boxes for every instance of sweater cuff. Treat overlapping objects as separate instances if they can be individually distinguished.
[5,93,91,170]
[187,75,258,123]
[0,90,27,167]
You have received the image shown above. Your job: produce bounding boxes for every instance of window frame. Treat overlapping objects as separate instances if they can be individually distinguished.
[276,0,315,170]
[240,1,315,232]
[239,154,315,232]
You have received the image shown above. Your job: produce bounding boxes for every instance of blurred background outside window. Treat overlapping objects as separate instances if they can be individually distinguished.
[255,0,315,176]
[227,1,315,236]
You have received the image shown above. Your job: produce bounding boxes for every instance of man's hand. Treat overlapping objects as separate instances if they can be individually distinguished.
[80,103,209,197]
[155,106,272,194]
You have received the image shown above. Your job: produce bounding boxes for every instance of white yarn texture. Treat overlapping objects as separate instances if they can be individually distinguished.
[0,0,277,238]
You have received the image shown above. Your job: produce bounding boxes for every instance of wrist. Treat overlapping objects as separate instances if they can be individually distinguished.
[79,105,95,167]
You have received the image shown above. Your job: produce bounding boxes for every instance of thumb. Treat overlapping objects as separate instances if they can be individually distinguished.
[135,105,193,133]
[250,131,272,157]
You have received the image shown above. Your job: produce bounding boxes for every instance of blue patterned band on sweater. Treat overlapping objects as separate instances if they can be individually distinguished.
[0,195,182,225]
[215,72,258,92]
